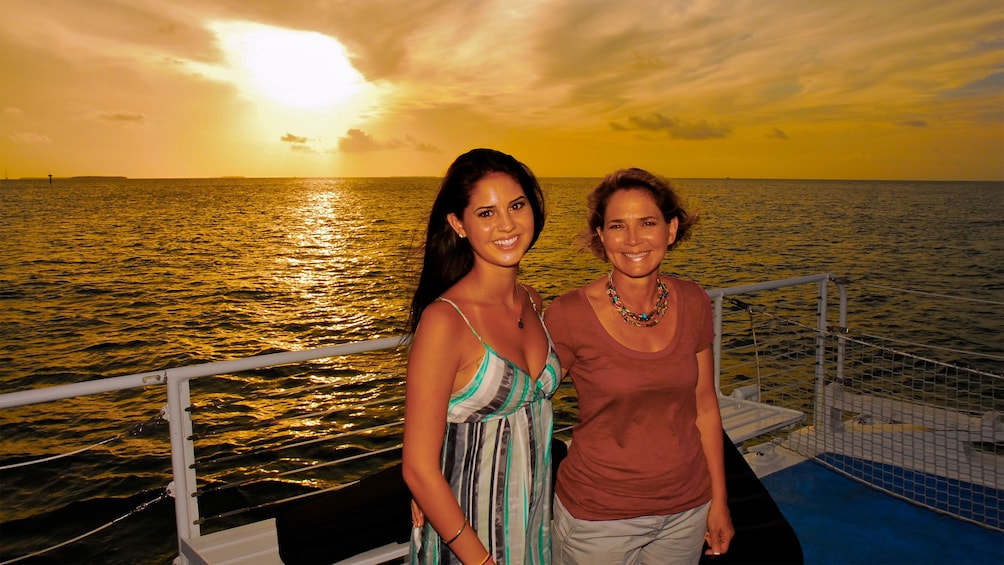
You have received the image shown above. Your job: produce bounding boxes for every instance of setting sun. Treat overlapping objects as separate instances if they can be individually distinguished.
[211,21,365,110]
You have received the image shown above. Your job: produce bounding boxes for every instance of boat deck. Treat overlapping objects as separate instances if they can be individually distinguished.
[180,519,409,565]
[181,395,806,565]
[185,442,1004,565]
[761,457,1004,565]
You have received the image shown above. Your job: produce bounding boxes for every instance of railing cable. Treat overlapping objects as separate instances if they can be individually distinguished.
[0,488,169,565]
[195,444,404,523]
[855,280,1004,306]
[0,407,166,471]
[730,294,1004,373]
[856,331,1004,361]
[0,436,120,471]
[729,298,763,396]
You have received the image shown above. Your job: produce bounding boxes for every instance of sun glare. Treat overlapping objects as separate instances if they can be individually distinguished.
[212,22,365,110]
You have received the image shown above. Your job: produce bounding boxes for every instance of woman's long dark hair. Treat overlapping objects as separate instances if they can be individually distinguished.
[408,148,545,334]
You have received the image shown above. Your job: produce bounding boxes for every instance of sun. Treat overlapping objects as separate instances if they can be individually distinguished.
[212,22,365,110]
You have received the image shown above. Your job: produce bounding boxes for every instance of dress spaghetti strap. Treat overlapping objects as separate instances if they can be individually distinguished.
[435,297,483,342]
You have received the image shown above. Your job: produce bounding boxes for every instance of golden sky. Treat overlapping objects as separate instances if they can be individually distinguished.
[2,0,1002,180]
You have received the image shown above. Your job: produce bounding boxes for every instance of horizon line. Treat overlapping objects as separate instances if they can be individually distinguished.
[6,175,1004,183]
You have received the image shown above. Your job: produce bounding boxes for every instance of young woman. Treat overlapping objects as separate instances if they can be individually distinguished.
[544,168,734,564]
[402,148,561,565]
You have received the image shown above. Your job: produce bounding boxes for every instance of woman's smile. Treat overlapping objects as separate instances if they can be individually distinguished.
[494,235,520,249]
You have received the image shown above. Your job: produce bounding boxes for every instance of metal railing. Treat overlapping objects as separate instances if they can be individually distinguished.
[1,336,410,563]
[0,274,880,562]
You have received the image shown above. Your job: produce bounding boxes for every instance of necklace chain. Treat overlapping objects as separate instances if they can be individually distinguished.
[501,285,525,329]
[606,272,670,327]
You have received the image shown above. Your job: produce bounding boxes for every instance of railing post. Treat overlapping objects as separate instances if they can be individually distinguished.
[828,279,850,433]
[713,293,724,394]
[166,372,200,561]
[814,277,830,431]
[835,279,849,386]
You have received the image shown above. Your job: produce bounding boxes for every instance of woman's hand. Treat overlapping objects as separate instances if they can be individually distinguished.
[703,501,734,556]
[411,499,425,528]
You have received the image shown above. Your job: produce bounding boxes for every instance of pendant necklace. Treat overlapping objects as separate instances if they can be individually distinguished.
[501,286,525,329]
[606,272,670,327]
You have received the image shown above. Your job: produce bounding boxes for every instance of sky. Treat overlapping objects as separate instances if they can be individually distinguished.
[2,0,1002,180]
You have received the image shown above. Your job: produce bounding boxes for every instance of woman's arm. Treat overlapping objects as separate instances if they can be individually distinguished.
[694,346,735,556]
[401,304,494,564]
[541,294,571,381]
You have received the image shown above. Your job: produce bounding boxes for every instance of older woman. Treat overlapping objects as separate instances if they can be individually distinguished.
[545,168,734,564]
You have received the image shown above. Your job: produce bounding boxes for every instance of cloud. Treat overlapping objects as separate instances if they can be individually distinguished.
[337,129,441,153]
[901,120,928,128]
[281,132,316,152]
[338,128,382,152]
[98,111,148,123]
[407,136,442,153]
[767,128,789,139]
[942,71,1004,99]
[616,113,733,140]
[281,132,308,144]
[3,107,23,116]
[10,132,51,144]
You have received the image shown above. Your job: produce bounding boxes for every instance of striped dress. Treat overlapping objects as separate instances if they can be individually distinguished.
[411,297,561,565]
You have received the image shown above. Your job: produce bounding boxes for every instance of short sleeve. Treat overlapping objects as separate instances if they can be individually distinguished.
[543,293,576,374]
[691,283,715,351]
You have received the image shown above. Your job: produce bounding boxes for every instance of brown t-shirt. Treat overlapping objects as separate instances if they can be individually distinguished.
[544,277,714,520]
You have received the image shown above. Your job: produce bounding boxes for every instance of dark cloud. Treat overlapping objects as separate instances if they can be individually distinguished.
[337,128,441,153]
[401,135,442,153]
[99,111,148,123]
[901,120,928,128]
[281,132,308,143]
[767,128,789,139]
[338,128,382,152]
[616,112,733,140]
[942,70,1004,99]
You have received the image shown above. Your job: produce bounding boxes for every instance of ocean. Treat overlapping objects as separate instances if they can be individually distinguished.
[1,177,1002,563]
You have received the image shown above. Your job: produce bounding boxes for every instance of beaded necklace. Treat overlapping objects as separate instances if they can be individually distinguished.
[605,272,670,327]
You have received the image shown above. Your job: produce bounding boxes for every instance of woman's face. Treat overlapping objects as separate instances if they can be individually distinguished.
[598,188,678,278]
[447,172,534,269]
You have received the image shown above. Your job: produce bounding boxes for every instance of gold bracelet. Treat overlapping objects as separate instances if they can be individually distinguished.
[477,550,492,565]
[444,522,466,545]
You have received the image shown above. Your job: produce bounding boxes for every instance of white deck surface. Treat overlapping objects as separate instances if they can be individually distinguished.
[718,394,805,444]
[179,518,410,565]
[179,519,282,565]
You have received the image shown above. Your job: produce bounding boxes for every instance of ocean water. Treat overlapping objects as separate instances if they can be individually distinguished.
[1,177,1002,563]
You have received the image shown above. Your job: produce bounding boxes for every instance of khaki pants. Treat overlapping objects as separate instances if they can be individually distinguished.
[552,495,709,565]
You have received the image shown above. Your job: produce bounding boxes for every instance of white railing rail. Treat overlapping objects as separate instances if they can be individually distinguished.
[708,273,848,390]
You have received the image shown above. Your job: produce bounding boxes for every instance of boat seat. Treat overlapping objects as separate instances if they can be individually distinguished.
[718,394,805,445]
[275,462,413,564]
